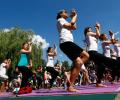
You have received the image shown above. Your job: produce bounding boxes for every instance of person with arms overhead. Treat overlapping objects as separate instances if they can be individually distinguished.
[84,23,120,87]
[57,9,89,92]
[17,42,33,93]
[46,45,59,89]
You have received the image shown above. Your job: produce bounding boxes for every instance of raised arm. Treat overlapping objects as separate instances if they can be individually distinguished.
[102,40,114,45]
[63,15,77,30]
[109,30,115,40]
[63,10,77,30]
[21,43,32,54]
[48,50,57,57]
[95,23,101,37]
[87,23,101,38]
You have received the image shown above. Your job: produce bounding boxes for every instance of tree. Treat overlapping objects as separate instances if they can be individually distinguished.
[62,60,71,70]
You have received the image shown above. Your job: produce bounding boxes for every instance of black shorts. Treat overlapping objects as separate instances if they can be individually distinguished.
[60,41,83,61]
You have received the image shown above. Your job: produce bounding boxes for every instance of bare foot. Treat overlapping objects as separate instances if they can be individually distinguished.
[87,80,92,84]
[111,82,119,84]
[96,84,107,87]
[67,86,80,92]
[49,88,52,90]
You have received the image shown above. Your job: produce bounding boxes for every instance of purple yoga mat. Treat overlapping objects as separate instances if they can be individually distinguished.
[0,83,120,98]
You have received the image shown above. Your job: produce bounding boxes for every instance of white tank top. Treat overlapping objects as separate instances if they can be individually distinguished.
[57,18,74,43]
[102,41,111,58]
[114,43,120,57]
[46,56,54,67]
[86,33,98,51]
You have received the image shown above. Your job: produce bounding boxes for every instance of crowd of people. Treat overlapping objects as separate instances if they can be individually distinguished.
[57,9,120,92]
[0,9,120,94]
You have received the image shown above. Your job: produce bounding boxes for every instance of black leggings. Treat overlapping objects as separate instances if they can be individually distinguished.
[18,67,32,87]
[46,67,59,88]
[88,51,120,84]
[111,57,120,81]
[36,77,43,88]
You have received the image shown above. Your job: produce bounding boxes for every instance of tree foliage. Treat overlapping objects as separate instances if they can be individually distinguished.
[62,60,71,70]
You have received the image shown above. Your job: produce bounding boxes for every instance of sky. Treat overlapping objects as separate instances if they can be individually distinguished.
[0,0,120,63]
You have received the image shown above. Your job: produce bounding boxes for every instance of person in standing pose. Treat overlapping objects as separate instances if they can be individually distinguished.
[17,42,33,89]
[57,9,89,92]
[99,33,114,58]
[84,24,120,87]
[109,31,120,83]
[46,45,59,89]
[99,33,118,84]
